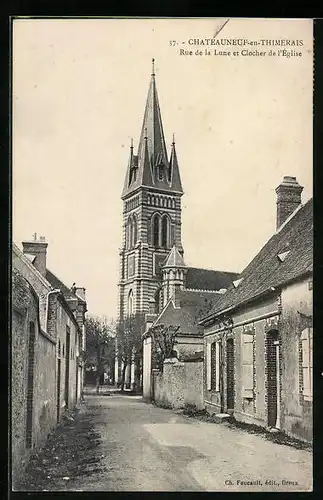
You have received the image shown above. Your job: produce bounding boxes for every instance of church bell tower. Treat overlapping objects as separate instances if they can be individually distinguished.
[118,59,184,320]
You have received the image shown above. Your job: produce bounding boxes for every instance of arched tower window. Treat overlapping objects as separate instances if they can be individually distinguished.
[132,215,137,247]
[155,288,162,314]
[126,214,138,249]
[161,215,169,248]
[128,217,133,249]
[152,213,160,247]
[128,290,134,316]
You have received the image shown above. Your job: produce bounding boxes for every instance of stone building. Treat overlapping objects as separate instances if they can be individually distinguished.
[200,177,313,443]
[12,236,87,483]
[116,60,238,390]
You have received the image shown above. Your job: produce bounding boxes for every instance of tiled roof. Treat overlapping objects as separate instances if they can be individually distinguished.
[164,246,186,268]
[153,290,223,335]
[45,269,80,302]
[185,268,239,292]
[200,198,313,322]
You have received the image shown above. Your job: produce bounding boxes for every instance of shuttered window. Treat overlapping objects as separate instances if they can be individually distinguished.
[215,342,220,392]
[242,332,254,398]
[301,328,313,401]
[206,342,212,390]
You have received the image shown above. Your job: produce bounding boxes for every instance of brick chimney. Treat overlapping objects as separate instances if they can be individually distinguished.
[22,233,48,277]
[75,287,86,301]
[275,176,303,230]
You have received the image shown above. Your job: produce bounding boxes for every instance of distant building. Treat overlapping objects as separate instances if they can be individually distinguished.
[200,177,313,443]
[12,236,87,482]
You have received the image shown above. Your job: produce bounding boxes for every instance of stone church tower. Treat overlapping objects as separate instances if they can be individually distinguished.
[118,60,184,321]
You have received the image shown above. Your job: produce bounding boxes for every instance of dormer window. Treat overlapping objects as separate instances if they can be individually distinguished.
[277,250,290,262]
[129,166,138,185]
[158,163,164,180]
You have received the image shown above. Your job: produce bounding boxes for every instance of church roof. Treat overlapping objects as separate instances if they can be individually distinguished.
[163,246,186,268]
[152,289,223,336]
[185,267,239,292]
[200,198,313,324]
[122,60,183,199]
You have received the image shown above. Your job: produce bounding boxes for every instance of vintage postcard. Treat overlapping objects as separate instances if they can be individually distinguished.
[12,18,313,492]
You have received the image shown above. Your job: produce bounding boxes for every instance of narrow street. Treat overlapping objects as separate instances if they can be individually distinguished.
[19,394,312,492]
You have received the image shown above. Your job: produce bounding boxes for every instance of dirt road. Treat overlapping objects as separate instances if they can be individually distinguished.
[16,394,312,492]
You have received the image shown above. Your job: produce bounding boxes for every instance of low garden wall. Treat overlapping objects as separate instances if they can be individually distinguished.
[153,357,204,410]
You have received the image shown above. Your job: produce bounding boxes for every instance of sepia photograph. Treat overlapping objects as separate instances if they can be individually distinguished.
[11,17,313,492]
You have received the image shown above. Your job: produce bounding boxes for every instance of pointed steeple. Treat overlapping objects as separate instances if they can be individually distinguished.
[122,139,138,195]
[137,58,168,169]
[163,245,186,268]
[162,245,187,306]
[168,136,183,193]
[122,60,184,198]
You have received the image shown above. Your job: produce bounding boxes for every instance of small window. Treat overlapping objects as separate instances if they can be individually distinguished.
[128,290,134,316]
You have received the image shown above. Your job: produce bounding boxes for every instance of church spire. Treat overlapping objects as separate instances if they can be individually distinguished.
[122,61,183,198]
[137,58,168,170]
[169,136,183,193]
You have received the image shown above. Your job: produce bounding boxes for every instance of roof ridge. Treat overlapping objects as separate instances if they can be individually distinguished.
[187,266,239,274]
[185,288,226,294]
[13,243,53,290]
[200,196,313,322]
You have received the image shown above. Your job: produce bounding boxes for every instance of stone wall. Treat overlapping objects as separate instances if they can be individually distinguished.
[153,357,204,410]
[12,269,58,484]
[12,257,83,485]
[280,277,313,442]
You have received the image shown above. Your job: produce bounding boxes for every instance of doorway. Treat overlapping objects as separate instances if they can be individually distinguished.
[266,329,280,428]
[226,338,234,412]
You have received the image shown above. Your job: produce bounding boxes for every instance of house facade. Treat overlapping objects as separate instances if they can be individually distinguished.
[200,177,313,443]
[12,236,87,482]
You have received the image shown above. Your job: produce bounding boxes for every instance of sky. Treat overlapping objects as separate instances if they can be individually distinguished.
[13,18,313,318]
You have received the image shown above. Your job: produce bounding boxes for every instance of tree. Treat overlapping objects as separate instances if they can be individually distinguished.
[149,324,180,371]
[116,313,145,391]
[85,315,116,393]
